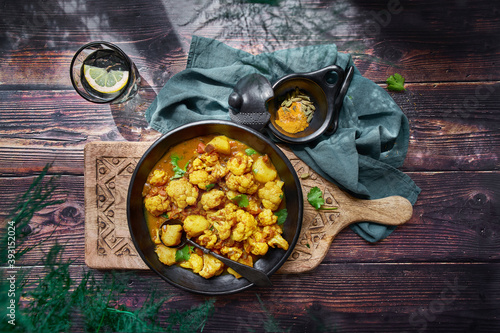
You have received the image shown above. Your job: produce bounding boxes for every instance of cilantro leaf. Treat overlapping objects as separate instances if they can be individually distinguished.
[386,73,406,92]
[170,154,187,179]
[175,245,193,262]
[307,186,338,210]
[274,209,288,225]
[205,183,215,191]
[231,194,249,208]
[245,148,257,156]
[161,213,169,219]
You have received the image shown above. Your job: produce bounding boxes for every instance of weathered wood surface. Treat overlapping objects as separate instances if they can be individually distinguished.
[1,0,499,331]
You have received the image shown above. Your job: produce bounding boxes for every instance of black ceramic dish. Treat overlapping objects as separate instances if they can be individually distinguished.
[127,120,303,295]
[228,65,354,144]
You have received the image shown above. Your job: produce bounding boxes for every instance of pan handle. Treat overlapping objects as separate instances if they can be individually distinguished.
[325,65,354,135]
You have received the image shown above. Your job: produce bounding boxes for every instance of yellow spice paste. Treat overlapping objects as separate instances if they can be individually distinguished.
[275,101,309,134]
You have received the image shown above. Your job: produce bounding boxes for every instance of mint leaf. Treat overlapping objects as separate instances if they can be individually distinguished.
[231,194,249,208]
[274,209,288,225]
[386,73,406,92]
[175,245,193,262]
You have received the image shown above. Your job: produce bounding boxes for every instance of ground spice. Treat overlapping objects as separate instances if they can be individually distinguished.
[275,101,309,134]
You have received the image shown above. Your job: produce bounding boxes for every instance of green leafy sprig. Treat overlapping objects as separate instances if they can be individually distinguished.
[170,154,188,180]
[386,73,406,92]
[307,187,338,210]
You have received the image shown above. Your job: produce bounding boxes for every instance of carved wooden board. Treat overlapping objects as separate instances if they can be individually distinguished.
[84,141,413,273]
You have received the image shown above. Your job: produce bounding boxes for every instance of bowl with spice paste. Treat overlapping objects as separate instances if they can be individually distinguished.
[228,65,353,144]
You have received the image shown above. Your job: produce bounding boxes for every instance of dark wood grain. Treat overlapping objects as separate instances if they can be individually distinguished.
[14,262,500,332]
[1,0,499,331]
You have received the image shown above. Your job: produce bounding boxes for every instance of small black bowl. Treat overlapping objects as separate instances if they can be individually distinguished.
[267,65,351,144]
[127,120,303,295]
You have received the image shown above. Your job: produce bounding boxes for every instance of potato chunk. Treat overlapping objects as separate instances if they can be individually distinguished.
[252,155,277,183]
[160,224,183,247]
[207,136,231,155]
[183,215,210,238]
[155,245,177,266]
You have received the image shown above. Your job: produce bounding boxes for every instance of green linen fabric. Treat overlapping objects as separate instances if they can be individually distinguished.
[146,36,421,242]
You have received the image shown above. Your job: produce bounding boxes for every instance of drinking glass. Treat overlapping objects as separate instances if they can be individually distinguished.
[70,41,140,104]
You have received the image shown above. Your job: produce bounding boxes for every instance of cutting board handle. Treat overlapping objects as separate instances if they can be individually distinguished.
[343,195,413,226]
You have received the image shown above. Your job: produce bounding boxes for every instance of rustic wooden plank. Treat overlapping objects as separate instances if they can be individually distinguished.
[8,262,500,332]
[1,171,498,267]
[0,0,498,88]
[0,82,498,175]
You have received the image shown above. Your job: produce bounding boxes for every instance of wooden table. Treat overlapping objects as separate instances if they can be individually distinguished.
[1,0,499,331]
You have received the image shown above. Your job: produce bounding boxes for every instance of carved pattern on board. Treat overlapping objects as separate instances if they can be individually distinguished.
[278,148,341,266]
[95,156,140,258]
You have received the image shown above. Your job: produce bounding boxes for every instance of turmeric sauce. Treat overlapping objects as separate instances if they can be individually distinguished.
[275,101,309,134]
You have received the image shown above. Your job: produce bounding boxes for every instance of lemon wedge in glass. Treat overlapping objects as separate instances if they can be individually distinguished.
[83,65,129,94]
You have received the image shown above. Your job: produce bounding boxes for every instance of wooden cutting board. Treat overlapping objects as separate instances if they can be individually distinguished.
[84,141,413,274]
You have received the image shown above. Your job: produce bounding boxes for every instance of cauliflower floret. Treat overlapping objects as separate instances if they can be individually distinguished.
[220,246,243,261]
[245,230,269,256]
[179,252,204,273]
[231,209,257,242]
[200,189,225,211]
[160,224,183,247]
[149,170,169,186]
[210,163,228,180]
[267,233,289,250]
[144,195,170,216]
[227,152,253,176]
[192,153,219,171]
[257,209,278,226]
[166,178,199,209]
[199,253,224,279]
[155,245,177,266]
[189,170,212,190]
[191,153,227,185]
[226,173,259,194]
[198,229,218,249]
[252,155,277,183]
[183,215,211,238]
[258,180,284,211]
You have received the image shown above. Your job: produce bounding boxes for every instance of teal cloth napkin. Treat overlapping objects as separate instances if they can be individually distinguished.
[146,36,421,242]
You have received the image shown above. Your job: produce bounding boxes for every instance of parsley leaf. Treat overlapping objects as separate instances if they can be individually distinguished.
[274,209,288,225]
[245,148,257,156]
[386,73,406,92]
[175,245,193,262]
[170,154,187,179]
[231,194,249,208]
[307,187,338,210]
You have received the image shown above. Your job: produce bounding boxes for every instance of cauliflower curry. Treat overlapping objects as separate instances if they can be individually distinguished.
[143,135,288,280]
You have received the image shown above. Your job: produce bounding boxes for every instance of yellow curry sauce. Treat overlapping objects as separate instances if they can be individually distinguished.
[275,101,309,134]
[142,135,288,279]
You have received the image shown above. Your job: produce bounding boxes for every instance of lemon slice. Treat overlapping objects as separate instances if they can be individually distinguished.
[83,65,129,94]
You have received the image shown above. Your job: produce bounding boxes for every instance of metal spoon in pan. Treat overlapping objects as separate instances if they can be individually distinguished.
[160,220,273,287]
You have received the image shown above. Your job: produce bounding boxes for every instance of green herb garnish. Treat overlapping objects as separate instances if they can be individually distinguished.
[307,187,338,210]
[245,148,257,156]
[231,194,249,208]
[161,213,169,219]
[274,209,288,225]
[170,153,187,179]
[386,73,406,92]
[175,245,193,262]
[205,183,215,191]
